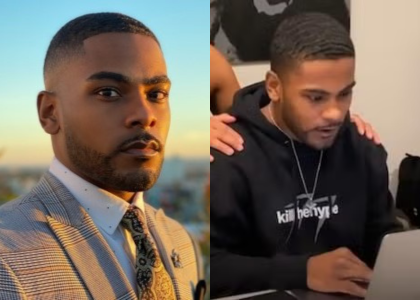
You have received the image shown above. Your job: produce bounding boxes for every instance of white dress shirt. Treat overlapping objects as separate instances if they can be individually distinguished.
[49,158,141,294]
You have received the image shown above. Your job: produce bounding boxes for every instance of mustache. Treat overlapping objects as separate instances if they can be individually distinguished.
[116,132,163,153]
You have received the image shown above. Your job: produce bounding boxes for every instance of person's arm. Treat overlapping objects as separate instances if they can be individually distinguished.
[211,149,372,298]
[210,150,309,297]
[210,114,243,162]
[210,113,381,163]
[0,257,26,299]
[210,45,240,114]
[351,114,380,145]
[363,144,403,266]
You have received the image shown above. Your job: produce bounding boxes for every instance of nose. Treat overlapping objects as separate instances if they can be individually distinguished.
[321,99,345,123]
[124,94,157,129]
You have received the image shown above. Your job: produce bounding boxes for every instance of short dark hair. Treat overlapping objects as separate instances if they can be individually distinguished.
[270,12,354,74]
[44,12,159,79]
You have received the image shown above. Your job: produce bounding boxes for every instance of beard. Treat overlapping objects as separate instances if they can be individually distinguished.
[281,105,342,150]
[65,127,163,192]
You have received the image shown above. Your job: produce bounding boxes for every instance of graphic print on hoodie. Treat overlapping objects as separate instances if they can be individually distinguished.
[210,82,401,298]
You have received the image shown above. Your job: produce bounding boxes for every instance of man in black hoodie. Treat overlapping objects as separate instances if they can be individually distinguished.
[210,12,402,298]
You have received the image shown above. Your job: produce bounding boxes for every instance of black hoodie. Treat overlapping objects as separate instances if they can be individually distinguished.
[210,82,402,298]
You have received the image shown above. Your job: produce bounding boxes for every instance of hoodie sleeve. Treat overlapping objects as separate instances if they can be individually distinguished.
[210,150,309,298]
[362,143,403,267]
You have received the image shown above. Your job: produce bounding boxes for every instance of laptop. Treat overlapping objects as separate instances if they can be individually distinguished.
[365,229,420,299]
[213,230,420,300]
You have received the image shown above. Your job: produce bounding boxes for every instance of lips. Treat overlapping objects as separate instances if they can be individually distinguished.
[316,127,339,139]
[120,139,160,159]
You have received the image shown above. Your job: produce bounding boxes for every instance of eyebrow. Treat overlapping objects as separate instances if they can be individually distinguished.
[302,81,356,95]
[86,71,171,86]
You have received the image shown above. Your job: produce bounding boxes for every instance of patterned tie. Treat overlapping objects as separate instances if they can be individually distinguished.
[121,206,176,300]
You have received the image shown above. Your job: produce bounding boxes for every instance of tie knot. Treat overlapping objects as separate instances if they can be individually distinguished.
[121,206,147,232]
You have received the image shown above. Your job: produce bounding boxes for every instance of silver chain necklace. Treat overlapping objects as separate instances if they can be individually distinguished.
[268,103,323,203]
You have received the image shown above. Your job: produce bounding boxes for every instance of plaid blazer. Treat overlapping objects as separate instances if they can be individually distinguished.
[0,172,202,299]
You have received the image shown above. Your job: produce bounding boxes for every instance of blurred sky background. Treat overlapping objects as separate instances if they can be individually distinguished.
[0,0,209,167]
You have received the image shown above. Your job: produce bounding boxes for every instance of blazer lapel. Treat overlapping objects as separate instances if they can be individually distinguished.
[35,173,136,300]
[146,207,178,275]
[146,205,195,300]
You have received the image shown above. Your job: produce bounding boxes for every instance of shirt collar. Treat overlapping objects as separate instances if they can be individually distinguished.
[49,158,145,235]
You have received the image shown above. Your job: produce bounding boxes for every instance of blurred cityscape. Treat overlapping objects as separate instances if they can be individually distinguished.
[0,156,210,286]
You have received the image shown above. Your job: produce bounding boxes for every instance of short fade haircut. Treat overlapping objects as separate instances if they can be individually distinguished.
[270,12,354,74]
[44,12,159,80]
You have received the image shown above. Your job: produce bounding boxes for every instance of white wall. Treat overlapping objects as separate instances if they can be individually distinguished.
[232,1,420,194]
[233,63,269,87]
[351,0,420,193]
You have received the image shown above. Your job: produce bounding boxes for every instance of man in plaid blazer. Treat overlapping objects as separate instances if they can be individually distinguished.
[0,13,202,299]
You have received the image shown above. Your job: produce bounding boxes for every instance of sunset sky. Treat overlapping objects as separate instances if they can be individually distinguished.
[0,0,209,167]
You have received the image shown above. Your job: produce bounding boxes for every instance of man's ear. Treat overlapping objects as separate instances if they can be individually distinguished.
[37,91,60,135]
[265,70,283,104]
